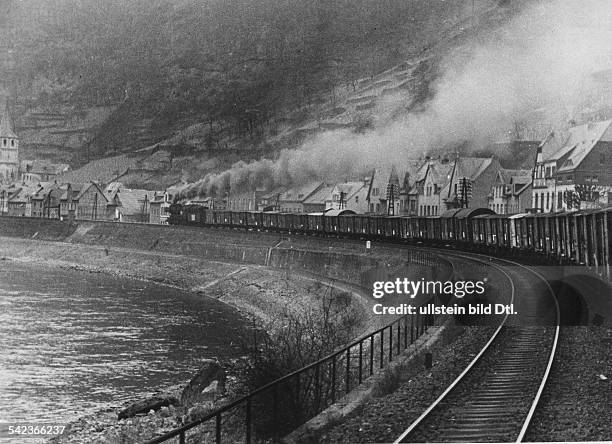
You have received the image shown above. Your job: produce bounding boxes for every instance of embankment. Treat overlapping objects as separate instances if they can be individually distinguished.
[0,216,450,313]
[0,216,452,443]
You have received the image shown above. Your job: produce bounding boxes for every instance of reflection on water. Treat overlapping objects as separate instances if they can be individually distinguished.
[0,262,247,423]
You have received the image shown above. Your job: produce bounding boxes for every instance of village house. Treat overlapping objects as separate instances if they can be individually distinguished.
[533,120,612,212]
[105,182,157,222]
[21,160,70,183]
[411,159,453,216]
[0,183,19,214]
[7,183,39,217]
[149,190,173,224]
[487,169,532,214]
[257,187,285,211]
[227,188,266,211]
[303,184,334,213]
[410,156,499,216]
[325,180,368,213]
[365,161,423,216]
[59,182,110,221]
[442,157,500,211]
[277,182,325,213]
[366,168,385,214]
[30,182,62,218]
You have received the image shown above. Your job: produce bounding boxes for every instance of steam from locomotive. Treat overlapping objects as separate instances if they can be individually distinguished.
[177,0,612,199]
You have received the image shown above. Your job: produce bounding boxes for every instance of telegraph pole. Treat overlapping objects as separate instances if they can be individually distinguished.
[339,191,346,210]
[459,177,473,208]
[387,183,398,215]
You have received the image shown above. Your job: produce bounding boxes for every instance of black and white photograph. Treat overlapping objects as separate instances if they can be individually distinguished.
[0,0,610,443]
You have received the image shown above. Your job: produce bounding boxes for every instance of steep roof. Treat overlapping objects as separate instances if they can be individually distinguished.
[115,188,155,215]
[0,100,17,139]
[429,161,454,185]
[59,183,84,201]
[303,184,333,205]
[260,186,286,200]
[8,183,40,203]
[498,168,532,184]
[105,181,123,200]
[442,157,495,199]
[454,157,493,180]
[481,141,540,170]
[75,182,109,202]
[555,120,612,172]
[332,181,365,200]
[368,160,423,200]
[31,182,59,200]
[279,181,323,203]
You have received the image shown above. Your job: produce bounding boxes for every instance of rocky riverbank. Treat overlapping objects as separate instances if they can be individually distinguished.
[0,235,380,443]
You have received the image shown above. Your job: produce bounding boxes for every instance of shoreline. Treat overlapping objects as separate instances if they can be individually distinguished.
[0,235,382,443]
[0,236,378,332]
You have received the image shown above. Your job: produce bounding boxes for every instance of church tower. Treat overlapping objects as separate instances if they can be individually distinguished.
[0,99,18,183]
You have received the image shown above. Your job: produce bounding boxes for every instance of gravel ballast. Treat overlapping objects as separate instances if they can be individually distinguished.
[318,325,496,443]
[525,326,611,442]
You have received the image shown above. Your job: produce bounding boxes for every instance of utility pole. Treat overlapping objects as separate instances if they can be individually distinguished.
[387,182,398,215]
[459,177,473,208]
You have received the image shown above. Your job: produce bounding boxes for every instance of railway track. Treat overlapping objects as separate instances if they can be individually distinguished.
[395,255,560,443]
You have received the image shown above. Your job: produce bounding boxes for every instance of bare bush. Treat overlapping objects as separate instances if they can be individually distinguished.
[233,283,366,438]
[242,285,364,388]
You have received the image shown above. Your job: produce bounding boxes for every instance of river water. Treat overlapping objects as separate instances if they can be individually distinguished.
[0,261,248,424]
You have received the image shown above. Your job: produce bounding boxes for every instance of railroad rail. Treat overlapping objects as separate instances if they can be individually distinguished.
[395,254,560,443]
[145,248,452,444]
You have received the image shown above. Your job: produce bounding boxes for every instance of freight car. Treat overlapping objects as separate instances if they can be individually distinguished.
[167,204,612,270]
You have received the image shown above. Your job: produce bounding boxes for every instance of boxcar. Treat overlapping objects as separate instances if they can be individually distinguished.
[496,214,513,248]
[406,216,419,240]
[307,213,324,234]
[383,216,402,238]
[524,213,537,250]
[323,214,339,235]
[455,208,495,244]
[246,211,261,228]
[472,214,490,245]
[594,209,610,268]
[352,215,368,235]
[183,204,205,225]
[367,216,384,237]
[508,213,528,249]
[276,213,289,231]
[416,216,428,240]
[218,210,233,227]
[398,217,409,240]
[426,216,442,241]
[233,211,249,228]
[487,214,504,247]
[262,211,279,230]
[440,209,462,241]
[338,214,356,235]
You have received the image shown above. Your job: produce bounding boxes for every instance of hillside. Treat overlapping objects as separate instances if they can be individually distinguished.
[4,0,612,193]
[0,1,522,185]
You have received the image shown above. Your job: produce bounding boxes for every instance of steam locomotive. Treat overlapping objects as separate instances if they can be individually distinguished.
[168,203,612,270]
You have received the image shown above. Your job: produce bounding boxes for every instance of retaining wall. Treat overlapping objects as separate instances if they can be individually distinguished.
[0,217,450,296]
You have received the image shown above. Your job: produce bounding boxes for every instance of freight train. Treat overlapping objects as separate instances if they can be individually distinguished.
[168,203,612,270]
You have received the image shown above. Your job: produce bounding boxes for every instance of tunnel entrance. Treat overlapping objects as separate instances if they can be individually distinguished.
[548,280,589,325]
